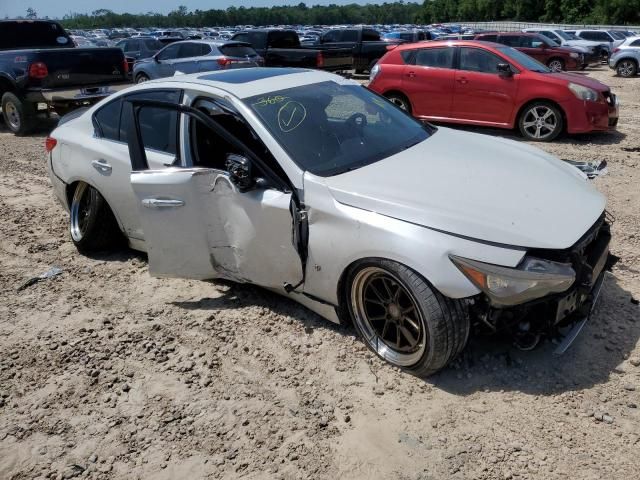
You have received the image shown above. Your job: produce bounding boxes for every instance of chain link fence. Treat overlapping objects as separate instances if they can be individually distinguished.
[443,21,640,32]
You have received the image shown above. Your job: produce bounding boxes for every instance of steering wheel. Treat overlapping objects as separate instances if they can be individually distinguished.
[345,113,368,136]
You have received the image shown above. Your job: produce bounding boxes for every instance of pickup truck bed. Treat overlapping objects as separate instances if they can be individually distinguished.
[0,20,131,135]
[231,30,353,72]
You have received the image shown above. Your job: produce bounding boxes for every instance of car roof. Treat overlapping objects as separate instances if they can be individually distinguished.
[169,39,250,46]
[394,39,501,51]
[138,67,352,99]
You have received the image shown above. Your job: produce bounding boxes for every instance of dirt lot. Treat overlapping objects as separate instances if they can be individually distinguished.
[1,66,639,480]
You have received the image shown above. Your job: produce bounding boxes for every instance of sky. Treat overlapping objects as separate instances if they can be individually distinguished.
[0,0,395,20]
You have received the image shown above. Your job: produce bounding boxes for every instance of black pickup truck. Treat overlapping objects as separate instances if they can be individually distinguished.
[0,20,131,135]
[312,27,394,73]
[230,29,353,71]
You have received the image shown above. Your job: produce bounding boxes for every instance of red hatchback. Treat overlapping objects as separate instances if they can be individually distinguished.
[368,40,619,141]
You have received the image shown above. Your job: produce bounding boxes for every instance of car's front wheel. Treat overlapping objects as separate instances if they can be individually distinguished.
[547,58,565,72]
[347,259,469,377]
[616,59,638,78]
[135,73,150,83]
[518,102,563,142]
[384,93,412,114]
[69,182,121,252]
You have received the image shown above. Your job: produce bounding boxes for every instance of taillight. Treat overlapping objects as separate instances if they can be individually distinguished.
[122,57,129,74]
[29,62,48,79]
[45,137,57,152]
[316,51,324,68]
[613,48,620,54]
[217,57,232,67]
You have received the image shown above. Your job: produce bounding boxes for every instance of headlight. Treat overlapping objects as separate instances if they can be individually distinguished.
[450,255,575,307]
[570,52,579,59]
[369,63,381,82]
[568,82,599,102]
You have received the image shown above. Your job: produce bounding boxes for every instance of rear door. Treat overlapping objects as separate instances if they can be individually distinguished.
[450,46,518,125]
[401,46,455,119]
[173,42,205,74]
[88,89,182,240]
[155,43,182,77]
[123,96,304,286]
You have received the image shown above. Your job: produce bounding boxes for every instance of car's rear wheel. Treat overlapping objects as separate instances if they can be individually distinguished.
[1,92,35,135]
[347,259,469,377]
[135,73,150,83]
[385,93,412,114]
[547,58,565,72]
[616,59,638,78]
[518,102,563,142]
[70,182,121,252]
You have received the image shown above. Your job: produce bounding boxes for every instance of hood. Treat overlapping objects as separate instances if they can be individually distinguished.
[565,39,603,49]
[546,71,610,92]
[324,128,605,250]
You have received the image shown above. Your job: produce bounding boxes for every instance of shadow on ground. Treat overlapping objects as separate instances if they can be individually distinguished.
[170,270,639,397]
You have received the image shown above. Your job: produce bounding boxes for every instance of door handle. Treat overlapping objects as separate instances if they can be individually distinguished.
[457,77,468,84]
[141,198,185,209]
[406,71,416,78]
[91,159,112,174]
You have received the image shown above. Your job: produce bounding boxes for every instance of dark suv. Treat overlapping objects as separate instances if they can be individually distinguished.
[475,32,585,72]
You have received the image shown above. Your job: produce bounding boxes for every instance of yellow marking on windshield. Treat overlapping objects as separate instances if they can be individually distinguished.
[277,101,307,133]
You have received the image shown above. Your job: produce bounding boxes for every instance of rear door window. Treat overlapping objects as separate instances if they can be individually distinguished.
[498,35,520,47]
[340,30,359,42]
[362,29,380,41]
[120,90,182,155]
[414,47,454,68]
[178,42,203,58]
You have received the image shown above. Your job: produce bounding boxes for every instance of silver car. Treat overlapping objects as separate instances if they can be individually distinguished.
[133,40,263,83]
[609,36,640,77]
[45,69,610,376]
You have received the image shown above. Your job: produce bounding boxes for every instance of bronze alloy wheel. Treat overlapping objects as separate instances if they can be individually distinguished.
[351,266,427,367]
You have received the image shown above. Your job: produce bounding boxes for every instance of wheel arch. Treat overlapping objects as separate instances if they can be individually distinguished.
[382,89,413,110]
[514,98,568,132]
[65,179,125,234]
[615,56,638,68]
[0,74,16,98]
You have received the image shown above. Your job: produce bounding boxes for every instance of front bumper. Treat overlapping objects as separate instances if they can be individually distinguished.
[563,93,619,134]
[26,82,132,105]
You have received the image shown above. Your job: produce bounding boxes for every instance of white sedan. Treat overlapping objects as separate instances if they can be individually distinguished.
[46,68,611,376]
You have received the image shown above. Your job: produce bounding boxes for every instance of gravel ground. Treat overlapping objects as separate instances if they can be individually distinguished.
[1,66,639,480]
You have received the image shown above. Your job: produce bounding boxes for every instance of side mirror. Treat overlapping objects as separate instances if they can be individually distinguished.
[497,63,513,77]
[225,154,253,191]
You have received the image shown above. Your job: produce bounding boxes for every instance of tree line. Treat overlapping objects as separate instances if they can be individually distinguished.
[37,1,640,29]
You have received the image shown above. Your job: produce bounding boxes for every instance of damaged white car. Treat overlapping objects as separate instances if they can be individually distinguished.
[46,68,611,376]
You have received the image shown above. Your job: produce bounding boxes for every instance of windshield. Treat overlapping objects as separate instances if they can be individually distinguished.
[244,81,431,177]
[555,30,573,41]
[497,46,550,73]
[540,36,560,47]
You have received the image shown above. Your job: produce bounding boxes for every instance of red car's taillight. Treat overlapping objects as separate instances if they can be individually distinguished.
[45,137,57,152]
[316,52,324,68]
[29,62,48,79]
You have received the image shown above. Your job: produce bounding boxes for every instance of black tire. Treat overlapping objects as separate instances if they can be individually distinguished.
[547,58,565,72]
[384,92,412,114]
[518,101,563,142]
[616,59,638,78]
[1,92,36,135]
[347,259,469,377]
[135,73,150,84]
[69,182,121,253]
